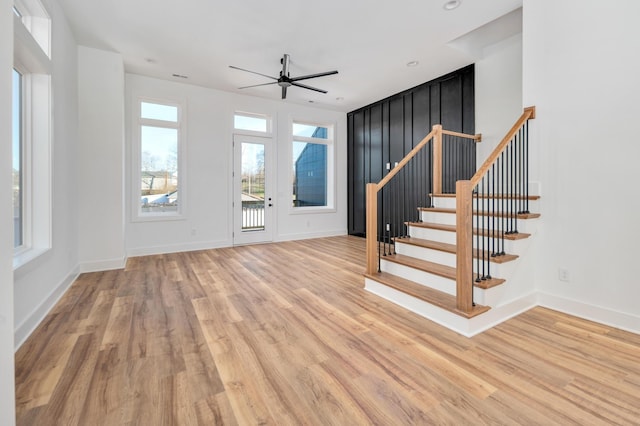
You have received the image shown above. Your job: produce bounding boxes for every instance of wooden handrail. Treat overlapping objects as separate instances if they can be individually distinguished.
[442,129,482,142]
[470,106,535,187]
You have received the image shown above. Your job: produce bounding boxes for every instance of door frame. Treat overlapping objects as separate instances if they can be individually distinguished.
[232,133,276,245]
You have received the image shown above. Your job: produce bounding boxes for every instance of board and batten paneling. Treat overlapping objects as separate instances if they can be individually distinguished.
[347,65,475,237]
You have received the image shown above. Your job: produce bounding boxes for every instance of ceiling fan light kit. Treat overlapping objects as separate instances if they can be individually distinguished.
[230,54,338,99]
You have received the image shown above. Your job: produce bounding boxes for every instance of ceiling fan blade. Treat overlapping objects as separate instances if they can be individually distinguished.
[290,70,338,82]
[229,65,277,80]
[282,86,287,99]
[291,82,328,94]
[238,82,278,89]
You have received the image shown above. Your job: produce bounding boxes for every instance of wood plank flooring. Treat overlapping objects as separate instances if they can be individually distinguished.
[15,236,640,425]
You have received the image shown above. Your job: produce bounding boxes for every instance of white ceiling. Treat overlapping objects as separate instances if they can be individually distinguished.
[56,0,522,112]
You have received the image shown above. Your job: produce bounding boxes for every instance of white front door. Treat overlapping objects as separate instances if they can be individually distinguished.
[233,134,275,245]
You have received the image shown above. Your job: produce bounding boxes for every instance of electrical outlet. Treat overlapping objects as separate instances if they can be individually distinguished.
[558,268,570,282]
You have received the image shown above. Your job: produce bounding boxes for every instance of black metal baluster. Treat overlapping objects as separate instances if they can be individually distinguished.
[377,190,382,271]
[386,177,390,254]
[513,131,520,234]
[485,174,491,280]
[524,120,529,213]
[394,173,398,254]
[480,176,485,281]
[510,138,515,234]
[475,186,481,283]
[491,163,496,257]
[517,127,522,214]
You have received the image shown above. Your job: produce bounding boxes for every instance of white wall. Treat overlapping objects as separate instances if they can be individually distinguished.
[523,0,640,332]
[77,46,126,271]
[125,74,347,255]
[475,33,523,165]
[1,0,16,422]
[13,0,80,347]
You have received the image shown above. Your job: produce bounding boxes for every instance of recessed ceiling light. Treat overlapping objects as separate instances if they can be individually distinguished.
[336,97,344,101]
[145,58,157,64]
[406,61,419,67]
[443,0,461,10]
[308,100,315,103]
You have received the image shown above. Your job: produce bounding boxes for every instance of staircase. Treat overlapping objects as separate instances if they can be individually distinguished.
[364,107,538,336]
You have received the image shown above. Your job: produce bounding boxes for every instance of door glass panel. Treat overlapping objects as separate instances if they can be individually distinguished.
[241,142,265,231]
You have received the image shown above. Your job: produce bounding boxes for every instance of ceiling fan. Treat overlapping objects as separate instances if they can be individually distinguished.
[229,54,338,99]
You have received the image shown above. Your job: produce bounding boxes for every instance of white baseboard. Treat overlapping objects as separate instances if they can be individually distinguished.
[79,256,127,273]
[14,266,80,350]
[538,292,640,335]
[127,239,232,257]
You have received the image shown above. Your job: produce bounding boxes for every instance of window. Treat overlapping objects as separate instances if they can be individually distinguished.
[135,99,183,218]
[12,69,23,248]
[234,112,271,134]
[291,121,335,210]
[13,0,52,268]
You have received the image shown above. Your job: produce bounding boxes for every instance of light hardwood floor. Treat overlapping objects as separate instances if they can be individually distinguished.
[15,236,640,425]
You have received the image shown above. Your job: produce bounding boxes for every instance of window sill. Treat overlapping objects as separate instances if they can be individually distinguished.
[13,246,50,273]
[131,212,186,223]
[289,206,337,215]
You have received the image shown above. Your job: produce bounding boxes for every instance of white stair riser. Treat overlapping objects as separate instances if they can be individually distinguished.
[420,211,537,233]
[431,196,539,212]
[394,242,516,278]
[394,243,455,267]
[380,259,456,296]
[407,226,456,244]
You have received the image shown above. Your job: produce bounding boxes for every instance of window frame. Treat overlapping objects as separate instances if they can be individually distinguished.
[132,97,186,222]
[12,0,52,270]
[289,119,336,214]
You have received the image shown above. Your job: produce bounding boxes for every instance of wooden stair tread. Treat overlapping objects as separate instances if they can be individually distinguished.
[406,221,531,240]
[393,237,518,264]
[430,193,540,200]
[382,253,506,288]
[418,207,541,219]
[364,271,490,319]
